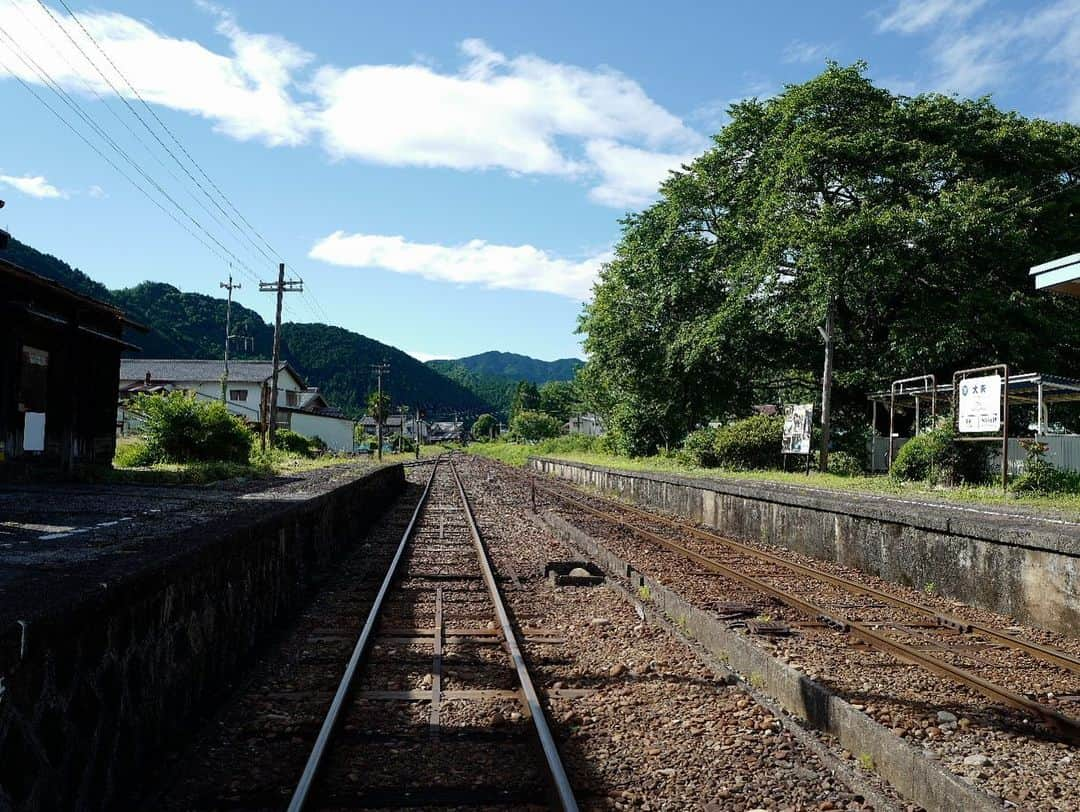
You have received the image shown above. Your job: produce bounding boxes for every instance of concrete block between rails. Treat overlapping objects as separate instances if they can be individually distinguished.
[537,509,1001,812]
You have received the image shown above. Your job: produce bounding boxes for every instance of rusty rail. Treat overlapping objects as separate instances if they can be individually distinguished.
[537,481,1080,744]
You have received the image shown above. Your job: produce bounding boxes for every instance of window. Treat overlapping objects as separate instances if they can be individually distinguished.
[285,390,300,407]
[17,346,48,412]
[229,389,248,402]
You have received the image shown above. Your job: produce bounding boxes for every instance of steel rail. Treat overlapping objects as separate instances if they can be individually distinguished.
[287,457,442,811]
[549,483,1080,677]
[541,484,1080,743]
[449,458,580,812]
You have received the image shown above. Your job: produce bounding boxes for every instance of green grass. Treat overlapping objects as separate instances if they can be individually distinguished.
[108,437,443,485]
[465,442,1080,519]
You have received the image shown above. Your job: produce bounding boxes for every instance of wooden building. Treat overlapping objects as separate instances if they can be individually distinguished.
[1,257,142,474]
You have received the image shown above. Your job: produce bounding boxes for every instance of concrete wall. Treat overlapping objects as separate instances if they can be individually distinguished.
[289,410,355,452]
[0,464,404,811]
[531,458,1080,637]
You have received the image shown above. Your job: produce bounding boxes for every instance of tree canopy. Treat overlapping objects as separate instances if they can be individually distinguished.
[579,63,1080,457]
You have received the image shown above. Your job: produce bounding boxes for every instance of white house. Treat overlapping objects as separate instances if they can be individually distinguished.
[118,359,355,452]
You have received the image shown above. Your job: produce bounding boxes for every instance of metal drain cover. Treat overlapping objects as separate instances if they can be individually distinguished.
[746,620,793,636]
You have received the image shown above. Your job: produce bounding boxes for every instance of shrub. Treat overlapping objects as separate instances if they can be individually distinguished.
[273,429,325,458]
[678,426,720,467]
[534,434,597,455]
[711,414,784,470]
[472,413,499,441]
[827,450,864,477]
[510,410,563,443]
[133,392,253,464]
[1011,439,1080,495]
[389,433,416,453]
[113,438,156,468]
[889,421,988,485]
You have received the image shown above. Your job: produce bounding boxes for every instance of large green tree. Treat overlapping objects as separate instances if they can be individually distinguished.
[579,63,1080,462]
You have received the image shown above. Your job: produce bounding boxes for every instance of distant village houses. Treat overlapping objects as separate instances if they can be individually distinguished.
[357,414,430,443]
[118,359,355,452]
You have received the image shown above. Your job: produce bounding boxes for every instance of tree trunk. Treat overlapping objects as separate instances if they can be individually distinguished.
[819,296,835,473]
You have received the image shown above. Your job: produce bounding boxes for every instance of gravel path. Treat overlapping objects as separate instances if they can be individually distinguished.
[510,459,1080,809]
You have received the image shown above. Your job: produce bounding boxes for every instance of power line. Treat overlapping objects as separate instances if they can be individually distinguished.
[46,0,334,322]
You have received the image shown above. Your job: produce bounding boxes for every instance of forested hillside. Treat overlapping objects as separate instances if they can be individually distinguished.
[427,351,583,417]
[4,238,488,417]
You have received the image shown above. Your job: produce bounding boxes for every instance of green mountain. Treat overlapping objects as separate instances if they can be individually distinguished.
[427,351,583,418]
[433,351,583,383]
[4,238,488,418]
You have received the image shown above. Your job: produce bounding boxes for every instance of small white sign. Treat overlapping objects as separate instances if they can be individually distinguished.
[782,403,813,454]
[958,375,1001,433]
[23,411,46,451]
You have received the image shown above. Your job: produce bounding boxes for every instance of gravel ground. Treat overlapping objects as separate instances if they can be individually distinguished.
[455,455,900,811]
[504,460,1080,809]
[138,457,900,811]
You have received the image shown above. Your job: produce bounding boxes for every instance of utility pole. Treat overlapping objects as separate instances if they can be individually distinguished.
[398,405,408,453]
[415,406,421,460]
[260,263,302,448]
[219,274,241,402]
[372,362,389,461]
[818,295,836,473]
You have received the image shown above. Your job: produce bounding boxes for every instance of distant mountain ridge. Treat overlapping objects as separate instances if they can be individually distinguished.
[433,351,583,383]
[426,351,582,418]
[3,238,488,419]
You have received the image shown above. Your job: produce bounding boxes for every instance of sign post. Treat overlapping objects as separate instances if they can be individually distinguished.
[953,365,1009,490]
[782,403,814,475]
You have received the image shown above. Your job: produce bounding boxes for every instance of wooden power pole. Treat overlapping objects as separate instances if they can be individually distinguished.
[260,262,302,447]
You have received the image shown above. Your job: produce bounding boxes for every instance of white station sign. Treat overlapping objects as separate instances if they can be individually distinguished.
[958,374,1002,433]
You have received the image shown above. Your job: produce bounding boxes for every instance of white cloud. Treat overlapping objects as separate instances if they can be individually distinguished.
[877,0,987,34]
[309,231,611,300]
[0,3,702,208]
[405,350,444,363]
[584,140,694,208]
[782,40,833,64]
[0,0,312,146]
[0,173,66,198]
[87,184,106,198]
[879,0,1080,119]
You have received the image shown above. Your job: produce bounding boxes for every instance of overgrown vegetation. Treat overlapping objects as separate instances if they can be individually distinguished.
[273,428,327,458]
[132,392,252,464]
[508,410,563,443]
[889,421,989,486]
[577,62,1080,462]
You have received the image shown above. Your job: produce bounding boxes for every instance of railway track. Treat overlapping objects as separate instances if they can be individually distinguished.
[526,472,1080,744]
[288,456,578,811]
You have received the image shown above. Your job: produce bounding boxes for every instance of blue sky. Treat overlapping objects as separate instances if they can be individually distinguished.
[0,0,1077,361]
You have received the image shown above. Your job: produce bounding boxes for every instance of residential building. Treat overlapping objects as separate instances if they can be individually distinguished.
[118,359,355,452]
[357,414,430,443]
[2,256,143,474]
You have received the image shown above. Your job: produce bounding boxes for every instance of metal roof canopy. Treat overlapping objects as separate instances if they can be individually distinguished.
[1030,253,1080,297]
[869,372,1080,406]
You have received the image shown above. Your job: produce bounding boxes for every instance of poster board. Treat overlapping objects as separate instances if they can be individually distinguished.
[782,404,813,455]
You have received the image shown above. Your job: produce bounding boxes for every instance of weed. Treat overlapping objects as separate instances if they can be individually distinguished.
[749,672,766,689]
[637,584,652,601]
[923,581,937,596]
[857,752,875,771]
[755,614,773,623]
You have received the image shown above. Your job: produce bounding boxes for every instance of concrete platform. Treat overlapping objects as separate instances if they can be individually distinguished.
[0,463,405,810]
[530,457,1080,636]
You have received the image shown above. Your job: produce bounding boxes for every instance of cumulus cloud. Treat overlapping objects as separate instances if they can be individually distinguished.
[0,3,703,207]
[0,0,312,145]
[584,140,695,208]
[309,231,610,300]
[0,173,66,198]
